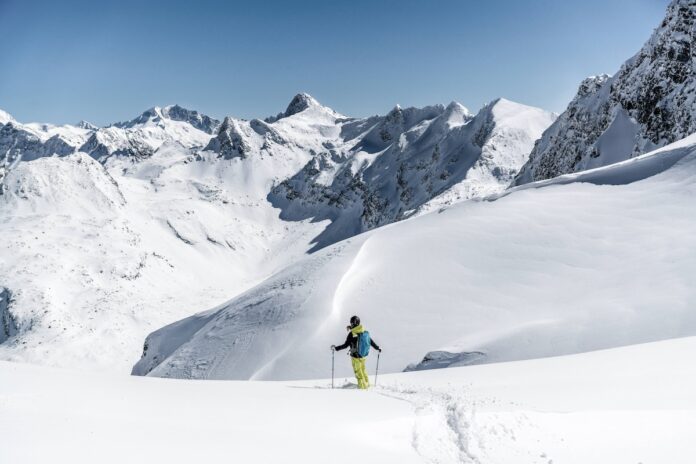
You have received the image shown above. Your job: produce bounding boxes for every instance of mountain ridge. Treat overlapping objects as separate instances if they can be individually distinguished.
[0,93,554,371]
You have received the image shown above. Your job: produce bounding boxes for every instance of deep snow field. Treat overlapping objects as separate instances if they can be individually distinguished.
[2,336,694,464]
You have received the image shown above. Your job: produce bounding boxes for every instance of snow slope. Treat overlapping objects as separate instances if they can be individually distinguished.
[3,336,696,463]
[0,95,552,372]
[135,134,696,380]
[515,0,696,184]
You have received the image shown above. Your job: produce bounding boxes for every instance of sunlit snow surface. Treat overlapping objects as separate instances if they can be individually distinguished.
[3,336,695,463]
[136,135,696,380]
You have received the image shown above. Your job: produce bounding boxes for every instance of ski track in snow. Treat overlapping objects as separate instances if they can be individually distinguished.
[379,387,482,464]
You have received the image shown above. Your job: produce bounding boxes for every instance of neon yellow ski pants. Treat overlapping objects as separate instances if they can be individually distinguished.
[351,356,370,389]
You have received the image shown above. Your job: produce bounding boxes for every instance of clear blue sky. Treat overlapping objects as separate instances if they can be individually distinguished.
[0,0,670,126]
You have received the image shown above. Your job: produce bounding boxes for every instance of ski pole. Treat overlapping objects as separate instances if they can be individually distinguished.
[331,348,335,389]
[375,351,381,387]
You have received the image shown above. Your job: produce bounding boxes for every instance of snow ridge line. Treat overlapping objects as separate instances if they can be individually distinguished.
[377,385,481,464]
[303,238,372,345]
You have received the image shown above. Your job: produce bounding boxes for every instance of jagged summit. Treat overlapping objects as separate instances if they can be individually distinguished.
[76,120,98,130]
[203,116,252,159]
[113,104,220,134]
[265,92,341,123]
[283,93,320,117]
[445,101,471,114]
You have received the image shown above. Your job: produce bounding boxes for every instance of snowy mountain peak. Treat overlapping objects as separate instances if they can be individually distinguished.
[437,101,473,130]
[113,104,220,134]
[284,92,320,116]
[115,106,163,127]
[445,101,471,115]
[76,120,98,130]
[0,109,14,125]
[266,92,340,122]
[160,104,220,134]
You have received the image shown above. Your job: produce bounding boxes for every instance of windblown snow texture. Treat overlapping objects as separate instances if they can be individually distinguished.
[515,0,696,184]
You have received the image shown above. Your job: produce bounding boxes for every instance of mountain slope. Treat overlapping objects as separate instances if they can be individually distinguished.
[0,95,552,371]
[515,0,695,184]
[134,134,696,380]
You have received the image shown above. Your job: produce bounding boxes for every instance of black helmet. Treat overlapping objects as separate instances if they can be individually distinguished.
[349,315,360,327]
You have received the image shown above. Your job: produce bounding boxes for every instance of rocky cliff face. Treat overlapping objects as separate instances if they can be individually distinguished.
[515,0,695,185]
[0,288,17,345]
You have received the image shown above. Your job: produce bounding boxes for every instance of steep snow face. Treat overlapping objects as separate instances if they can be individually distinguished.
[515,0,695,184]
[134,135,696,380]
[268,98,554,250]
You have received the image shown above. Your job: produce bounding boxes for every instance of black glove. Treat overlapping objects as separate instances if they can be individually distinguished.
[330,345,336,351]
[378,348,382,353]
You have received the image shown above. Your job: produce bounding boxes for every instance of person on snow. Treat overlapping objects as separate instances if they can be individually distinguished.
[331,315,381,389]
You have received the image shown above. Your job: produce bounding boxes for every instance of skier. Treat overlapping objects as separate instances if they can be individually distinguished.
[331,315,381,389]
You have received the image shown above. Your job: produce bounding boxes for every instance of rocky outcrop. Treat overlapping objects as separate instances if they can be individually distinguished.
[0,288,17,344]
[0,122,76,165]
[515,0,696,184]
[204,117,252,159]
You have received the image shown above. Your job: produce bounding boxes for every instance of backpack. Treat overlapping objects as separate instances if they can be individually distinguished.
[357,331,371,358]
